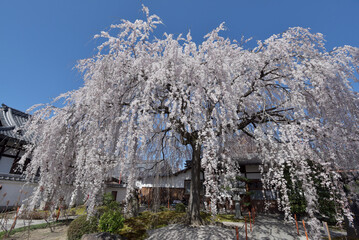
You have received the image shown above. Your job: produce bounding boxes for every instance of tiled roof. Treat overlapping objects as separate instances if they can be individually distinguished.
[233,153,262,165]
[0,104,30,142]
[105,182,127,188]
[0,173,38,182]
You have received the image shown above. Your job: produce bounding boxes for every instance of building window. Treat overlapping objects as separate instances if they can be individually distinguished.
[250,190,277,200]
[265,190,277,200]
[248,181,262,190]
[111,191,117,201]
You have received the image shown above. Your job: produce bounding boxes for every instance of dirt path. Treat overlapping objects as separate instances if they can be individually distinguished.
[5,224,68,240]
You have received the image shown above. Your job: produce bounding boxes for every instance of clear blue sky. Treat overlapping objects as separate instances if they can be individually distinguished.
[1,0,358,112]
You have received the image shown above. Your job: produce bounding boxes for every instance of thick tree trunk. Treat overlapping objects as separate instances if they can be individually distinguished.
[187,143,203,226]
[345,197,359,238]
[342,172,359,238]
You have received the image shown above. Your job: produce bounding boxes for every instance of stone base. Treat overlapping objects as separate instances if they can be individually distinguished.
[81,232,127,240]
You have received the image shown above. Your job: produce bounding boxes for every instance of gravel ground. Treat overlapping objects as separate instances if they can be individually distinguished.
[6,224,68,240]
[147,224,236,240]
[146,215,347,240]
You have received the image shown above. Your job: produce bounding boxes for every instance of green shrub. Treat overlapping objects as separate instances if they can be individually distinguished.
[99,210,124,234]
[95,206,108,218]
[102,193,121,210]
[283,160,338,223]
[103,193,115,205]
[175,203,186,213]
[159,206,167,212]
[67,215,98,240]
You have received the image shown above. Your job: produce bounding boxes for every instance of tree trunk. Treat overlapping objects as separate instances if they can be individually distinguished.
[342,172,359,238]
[125,189,139,218]
[345,198,359,238]
[187,143,203,225]
[345,193,359,238]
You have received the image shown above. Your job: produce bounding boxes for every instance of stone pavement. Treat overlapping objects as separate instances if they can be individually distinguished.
[0,216,76,232]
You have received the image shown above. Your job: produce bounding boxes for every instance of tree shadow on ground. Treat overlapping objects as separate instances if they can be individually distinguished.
[249,215,301,240]
[250,215,346,240]
[146,215,347,240]
[147,224,236,240]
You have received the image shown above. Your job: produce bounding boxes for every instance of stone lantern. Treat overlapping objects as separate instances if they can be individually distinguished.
[232,179,245,219]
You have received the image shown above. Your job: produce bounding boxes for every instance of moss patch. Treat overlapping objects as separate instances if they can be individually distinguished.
[119,210,186,240]
[200,212,212,224]
[215,214,245,223]
[67,205,86,216]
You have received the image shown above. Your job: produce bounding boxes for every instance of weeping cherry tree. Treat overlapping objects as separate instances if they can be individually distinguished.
[19,7,359,234]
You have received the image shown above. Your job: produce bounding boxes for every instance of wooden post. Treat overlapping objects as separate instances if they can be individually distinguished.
[8,207,20,236]
[56,206,61,221]
[249,211,252,232]
[139,191,142,205]
[236,226,239,240]
[168,198,170,210]
[252,207,255,224]
[245,216,248,240]
[294,214,299,235]
[323,221,331,240]
[302,220,308,240]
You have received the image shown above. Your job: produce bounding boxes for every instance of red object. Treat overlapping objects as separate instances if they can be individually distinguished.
[236,226,239,240]
[302,220,309,240]
[249,212,252,232]
[252,207,255,224]
[245,216,248,240]
[56,206,61,221]
[8,207,20,235]
[294,214,299,235]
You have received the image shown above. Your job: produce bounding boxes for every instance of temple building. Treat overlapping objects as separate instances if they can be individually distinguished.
[0,104,34,210]
[0,104,126,210]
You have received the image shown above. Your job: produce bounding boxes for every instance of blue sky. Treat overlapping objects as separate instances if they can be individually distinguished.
[1,0,358,112]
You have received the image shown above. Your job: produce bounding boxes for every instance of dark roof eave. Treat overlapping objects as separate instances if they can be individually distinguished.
[0,132,29,144]
[105,183,127,188]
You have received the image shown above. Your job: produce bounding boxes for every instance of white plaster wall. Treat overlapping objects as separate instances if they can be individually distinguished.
[136,170,204,189]
[38,185,85,209]
[0,180,122,208]
[105,187,127,202]
[0,180,35,207]
[61,185,85,206]
[0,157,14,174]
